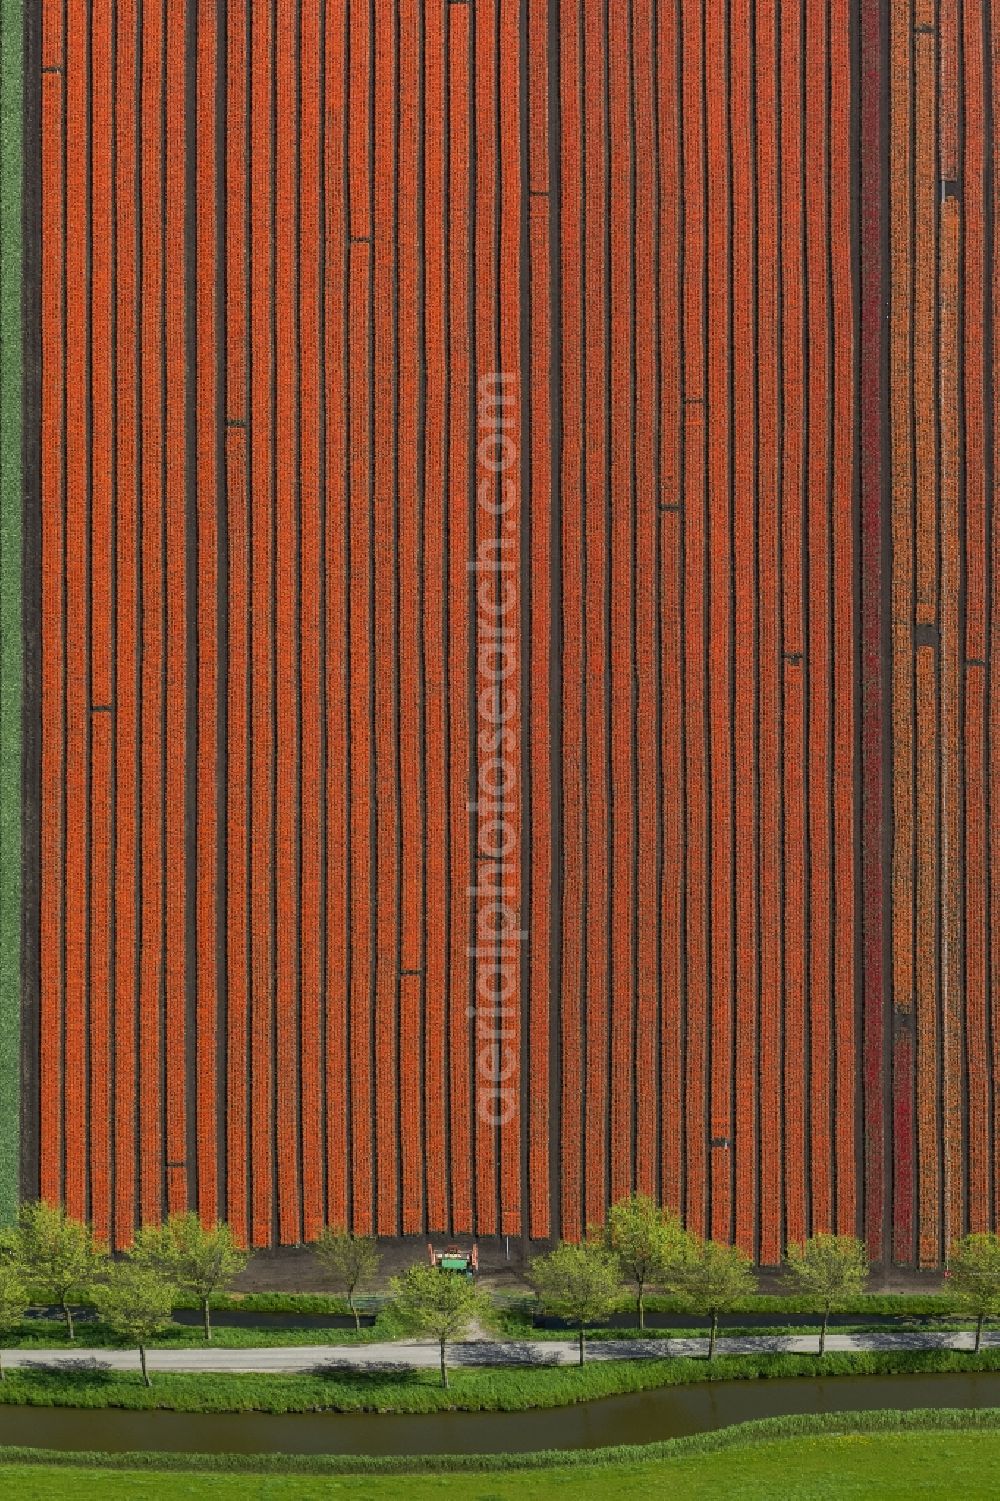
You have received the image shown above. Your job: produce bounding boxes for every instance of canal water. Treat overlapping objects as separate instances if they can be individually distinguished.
[1,1370,999,1456]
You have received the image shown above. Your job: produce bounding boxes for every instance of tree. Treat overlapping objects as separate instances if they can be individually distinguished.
[133,1212,247,1341]
[92,1261,176,1386]
[664,1235,755,1359]
[312,1228,380,1330]
[946,1233,1000,1353]
[528,1241,624,1365]
[0,1262,27,1380]
[388,1265,490,1387]
[15,1201,105,1340]
[606,1193,682,1329]
[784,1234,868,1355]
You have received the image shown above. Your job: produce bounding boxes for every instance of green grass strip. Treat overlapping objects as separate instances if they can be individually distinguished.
[0,1346,998,1414]
[0,1408,997,1476]
[0,0,22,1226]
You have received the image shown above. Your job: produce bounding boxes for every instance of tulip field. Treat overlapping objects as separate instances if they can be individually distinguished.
[12,0,1000,1263]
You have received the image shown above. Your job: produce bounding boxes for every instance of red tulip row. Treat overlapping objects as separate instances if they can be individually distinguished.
[963,0,990,1228]
[964,672,991,1231]
[939,201,964,1257]
[914,647,939,1267]
[297,0,325,1246]
[445,4,473,1238]
[225,428,250,1248]
[499,0,522,1240]
[113,44,139,1237]
[632,0,657,1207]
[805,165,833,1235]
[274,0,302,1246]
[400,975,423,1235]
[471,0,500,1242]
[730,0,756,1256]
[371,0,397,1238]
[194,0,219,1228]
[910,0,945,1266]
[678,0,707,1240]
[754,0,782,1255]
[892,1031,915,1260]
[421,0,448,1235]
[164,0,189,1221]
[248,0,274,1250]
[830,0,858,1243]
[782,667,807,1250]
[87,0,114,1245]
[555,0,583,1240]
[343,0,370,1230]
[136,0,167,1230]
[705,0,733,1249]
[884,0,914,1268]
[526,0,552,1240]
[656,0,682,1207]
[222,0,249,1249]
[659,507,683,1218]
[346,239,373,1238]
[606,0,632,1214]
[779,0,808,1254]
[682,414,707,1240]
[397,0,424,1240]
[88,723,113,1241]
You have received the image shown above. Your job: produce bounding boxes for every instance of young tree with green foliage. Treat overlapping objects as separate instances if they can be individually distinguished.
[946,1233,1000,1353]
[664,1234,755,1358]
[0,1261,27,1379]
[784,1234,869,1355]
[606,1193,682,1329]
[15,1201,105,1340]
[388,1264,490,1387]
[528,1240,624,1365]
[312,1227,381,1330]
[132,1212,247,1341]
[92,1261,176,1386]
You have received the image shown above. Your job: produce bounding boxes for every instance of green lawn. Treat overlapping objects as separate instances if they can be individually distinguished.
[4,1431,1000,1498]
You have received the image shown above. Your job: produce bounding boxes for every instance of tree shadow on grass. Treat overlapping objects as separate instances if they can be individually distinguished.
[12,1357,121,1388]
[307,1360,424,1386]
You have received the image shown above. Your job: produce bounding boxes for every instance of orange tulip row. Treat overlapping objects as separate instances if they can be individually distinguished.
[221,0,249,1245]
[445,3,473,1240]
[555,0,583,1240]
[247,0,275,1253]
[892,1031,914,1263]
[606,0,631,1216]
[527,0,551,1247]
[194,0,220,1229]
[274,0,302,1246]
[939,199,963,1258]
[163,0,188,1224]
[962,0,991,1231]
[730,0,756,1257]
[422,0,449,1237]
[86,0,115,1247]
[345,229,373,1239]
[632,15,657,1203]
[297,0,326,1245]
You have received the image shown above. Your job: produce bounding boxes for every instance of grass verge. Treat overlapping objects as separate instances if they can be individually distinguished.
[0,1318,386,1350]
[0,1346,999,1413]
